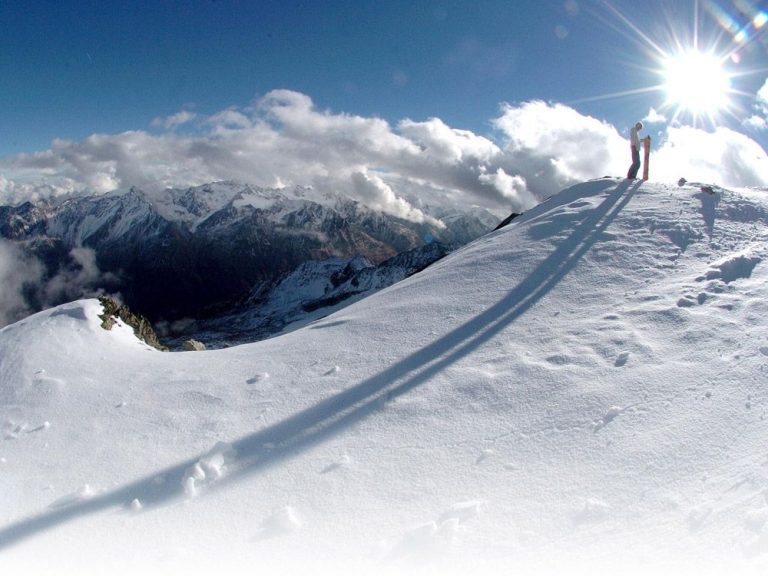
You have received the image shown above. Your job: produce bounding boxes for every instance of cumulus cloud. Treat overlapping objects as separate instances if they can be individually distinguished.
[1,90,536,218]
[478,168,529,202]
[744,78,768,131]
[652,126,768,186]
[493,100,627,193]
[744,115,767,131]
[643,108,667,124]
[348,171,444,227]
[757,78,768,113]
[207,108,253,130]
[2,90,767,223]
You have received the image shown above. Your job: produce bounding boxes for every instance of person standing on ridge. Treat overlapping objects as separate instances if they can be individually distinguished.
[626,121,643,179]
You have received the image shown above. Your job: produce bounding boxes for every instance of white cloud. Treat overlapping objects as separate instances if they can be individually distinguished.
[644,108,667,124]
[478,168,529,203]
[1,90,531,218]
[151,110,198,130]
[652,126,768,186]
[0,240,42,326]
[0,242,118,328]
[2,91,766,223]
[744,78,768,131]
[493,100,627,193]
[348,171,444,227]
[40,246,117,305]
[744,115,768,131]
[398,117,498,163]
[207,108,252,130]
[757,78,768,112]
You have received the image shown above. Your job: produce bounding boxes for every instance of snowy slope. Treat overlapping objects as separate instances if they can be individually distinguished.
[1,178,768,575]
[174,243,453,348]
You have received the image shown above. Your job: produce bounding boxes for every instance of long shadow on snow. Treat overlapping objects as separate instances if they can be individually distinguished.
[0,179,641,551]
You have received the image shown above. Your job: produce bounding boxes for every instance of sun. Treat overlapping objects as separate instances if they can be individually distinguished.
[573,0,768,129]
[661,49,732,119]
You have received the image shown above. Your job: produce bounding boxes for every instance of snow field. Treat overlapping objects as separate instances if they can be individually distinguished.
[1,179,767,574]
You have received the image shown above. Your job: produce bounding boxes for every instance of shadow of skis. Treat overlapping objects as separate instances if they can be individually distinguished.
[0,180,642,551]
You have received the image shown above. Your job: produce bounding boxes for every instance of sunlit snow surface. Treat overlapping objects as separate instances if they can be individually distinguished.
[1,178,768,575]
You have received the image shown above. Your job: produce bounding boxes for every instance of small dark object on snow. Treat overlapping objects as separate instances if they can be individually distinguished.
[678,178,687,186]
[700,185,715,195]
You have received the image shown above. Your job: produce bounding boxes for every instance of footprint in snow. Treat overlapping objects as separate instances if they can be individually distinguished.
[573,497,610,526]
[614,351,630,367]
[24,374,67,406]
[593,406,624,432]
[246,372,270,385]
[181,441,235,498]
[49,484,96,509]
[389,500,485,561]
[320,454,351,474]
[254,506,303,541]
[475,448,495,465]
[3,421,25,440]
[27,421,51,433]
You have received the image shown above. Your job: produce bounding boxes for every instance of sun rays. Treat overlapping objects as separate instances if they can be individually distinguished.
[577,0,768,129]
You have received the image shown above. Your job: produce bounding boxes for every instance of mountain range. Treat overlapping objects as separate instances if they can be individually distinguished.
[0,182,499,337]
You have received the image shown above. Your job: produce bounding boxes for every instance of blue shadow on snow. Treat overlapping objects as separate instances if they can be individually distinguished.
[0,179,641,551]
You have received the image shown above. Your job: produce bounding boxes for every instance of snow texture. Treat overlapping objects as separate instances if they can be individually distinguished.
[1,178,768,575]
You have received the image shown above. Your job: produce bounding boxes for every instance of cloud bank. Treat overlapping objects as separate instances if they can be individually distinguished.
[0,242,117,327]
[0,241,42,326]
[1,90,767,223]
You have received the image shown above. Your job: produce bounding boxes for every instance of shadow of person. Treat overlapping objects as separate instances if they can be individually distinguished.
[0,179,642,551]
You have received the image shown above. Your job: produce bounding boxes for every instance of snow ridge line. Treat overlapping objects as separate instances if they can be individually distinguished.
[0,180,643,552]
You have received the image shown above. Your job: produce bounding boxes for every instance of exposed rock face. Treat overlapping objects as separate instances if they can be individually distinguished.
[182,339,206,352]
[98,296,168,351]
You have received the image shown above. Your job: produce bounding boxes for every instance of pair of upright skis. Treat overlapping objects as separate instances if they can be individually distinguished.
[642,135,651,181]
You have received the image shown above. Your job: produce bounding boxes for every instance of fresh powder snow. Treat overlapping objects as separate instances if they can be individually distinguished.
[1,178,767,575]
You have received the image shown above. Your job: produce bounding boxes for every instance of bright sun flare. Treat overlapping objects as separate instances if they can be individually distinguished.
[662,50,732,117]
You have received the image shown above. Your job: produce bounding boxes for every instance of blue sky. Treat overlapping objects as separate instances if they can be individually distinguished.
[1,0,767,213]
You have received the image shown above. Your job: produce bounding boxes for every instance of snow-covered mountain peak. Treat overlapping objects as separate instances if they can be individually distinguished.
[2,178,768,575]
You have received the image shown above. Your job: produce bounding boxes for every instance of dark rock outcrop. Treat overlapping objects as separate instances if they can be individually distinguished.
[98,296,168,351]
[494,212,522,231]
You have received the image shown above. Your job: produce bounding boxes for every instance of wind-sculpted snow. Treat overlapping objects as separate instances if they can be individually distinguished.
[1,179,767,575]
